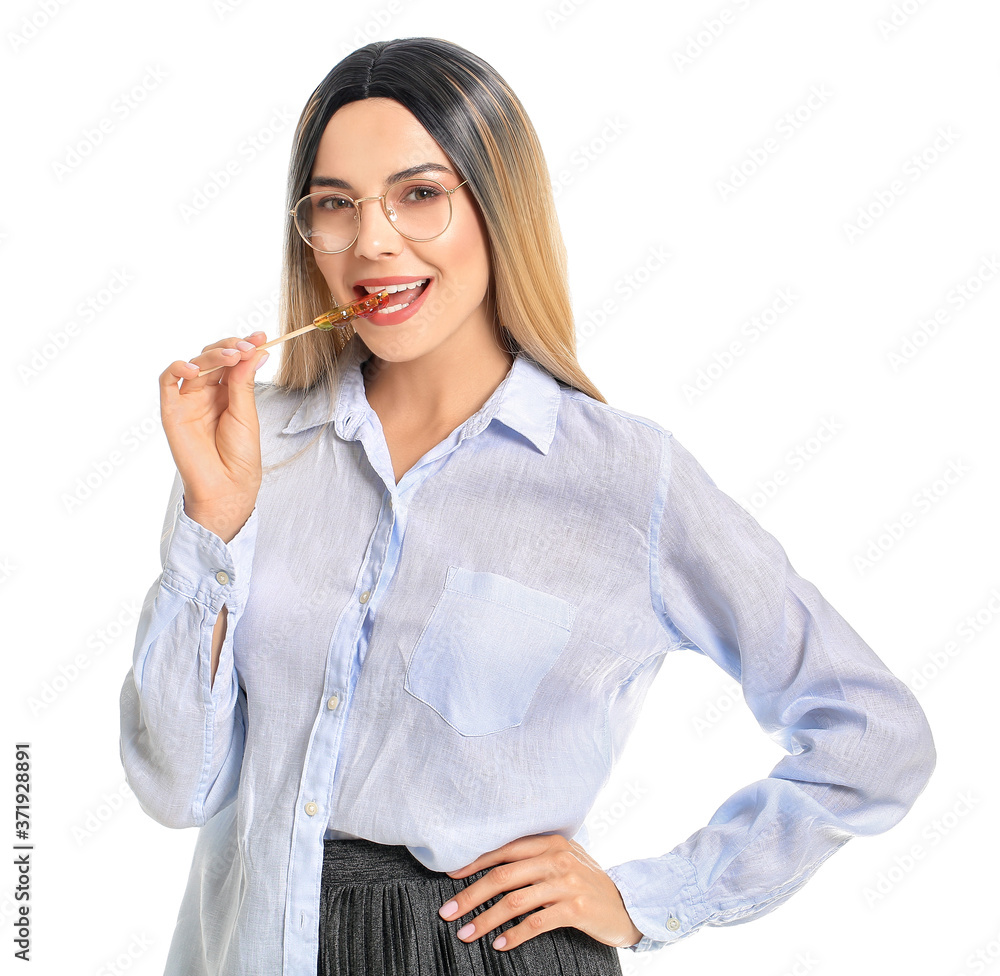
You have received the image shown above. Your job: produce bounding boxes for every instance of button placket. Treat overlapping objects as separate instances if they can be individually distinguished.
[355,492,394,611]
[289,476,398,958]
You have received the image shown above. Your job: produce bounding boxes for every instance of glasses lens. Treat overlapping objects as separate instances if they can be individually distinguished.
[384,179,454,242]
[293,179,456,252]
[294,190,357,253]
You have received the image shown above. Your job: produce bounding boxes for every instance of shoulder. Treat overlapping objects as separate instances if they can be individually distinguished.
[556,384,674,457]
[543,383,680,502]
[553,387,718,495]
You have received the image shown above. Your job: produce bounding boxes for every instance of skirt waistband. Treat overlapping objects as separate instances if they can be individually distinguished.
[321,837,451,885]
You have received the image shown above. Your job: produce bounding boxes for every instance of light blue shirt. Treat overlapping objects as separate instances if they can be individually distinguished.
[119,332,935,975]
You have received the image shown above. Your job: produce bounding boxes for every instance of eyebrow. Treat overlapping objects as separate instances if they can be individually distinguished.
[309,163,457,190]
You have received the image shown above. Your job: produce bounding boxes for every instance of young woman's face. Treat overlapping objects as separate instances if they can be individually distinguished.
[306,97,494,365]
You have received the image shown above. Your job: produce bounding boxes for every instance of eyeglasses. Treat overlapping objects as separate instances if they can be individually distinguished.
[290,178,469,254]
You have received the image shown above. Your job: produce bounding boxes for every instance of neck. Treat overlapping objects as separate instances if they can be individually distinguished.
[362,322,514,430]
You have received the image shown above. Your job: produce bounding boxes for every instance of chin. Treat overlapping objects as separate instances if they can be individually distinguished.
[355,325,439,364]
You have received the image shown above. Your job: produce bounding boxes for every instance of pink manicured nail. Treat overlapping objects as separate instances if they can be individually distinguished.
[254,353,270,371]
[457,922,475,939]
[493,936,507,950]
[439,900,458,919]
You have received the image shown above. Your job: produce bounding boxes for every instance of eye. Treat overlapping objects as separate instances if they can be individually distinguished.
[316,192,354,211]
[400,183,443,204]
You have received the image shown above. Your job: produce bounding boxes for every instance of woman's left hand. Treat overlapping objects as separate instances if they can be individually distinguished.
[437,833,644,951]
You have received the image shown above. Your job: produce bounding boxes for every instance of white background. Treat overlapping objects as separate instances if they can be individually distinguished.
[2,1,998,974]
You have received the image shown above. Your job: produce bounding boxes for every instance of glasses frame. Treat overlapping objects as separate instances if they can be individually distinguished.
[289,177,470,254]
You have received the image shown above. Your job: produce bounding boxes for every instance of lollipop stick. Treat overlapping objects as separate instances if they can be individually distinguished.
[194,291,389,377]
[196,325,319,377]
[257,323,319,353]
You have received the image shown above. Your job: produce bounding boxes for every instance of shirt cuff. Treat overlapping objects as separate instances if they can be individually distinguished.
[160,495,259,611]
[605,851,705,949]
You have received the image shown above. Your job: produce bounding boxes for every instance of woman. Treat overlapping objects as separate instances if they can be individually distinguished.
[119,36,936,976]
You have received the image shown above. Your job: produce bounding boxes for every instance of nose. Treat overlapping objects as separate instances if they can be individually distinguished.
[352,196,404,259]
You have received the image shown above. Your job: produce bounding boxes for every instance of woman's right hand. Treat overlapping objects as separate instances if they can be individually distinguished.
[159,332,271,544]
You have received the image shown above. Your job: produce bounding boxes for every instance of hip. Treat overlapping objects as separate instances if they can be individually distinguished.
[317,837,624,975]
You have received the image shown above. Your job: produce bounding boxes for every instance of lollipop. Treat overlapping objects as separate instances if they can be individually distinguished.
[196,289,391,377]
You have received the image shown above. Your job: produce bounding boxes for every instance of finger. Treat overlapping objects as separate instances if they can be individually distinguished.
[485,905,563,952]
[183,338,260,391]
[441,837,569,922]
[445,858,485,879]
[218,331,268,389]
[160,360,204,412]
[447,889,559,950]
[224,344,269,422]
[209,331,268,377]
[195,347,242,387]
[219,330,268,362]
[198,331,266,354]
[446,835,552,878]
[440,858,537,924]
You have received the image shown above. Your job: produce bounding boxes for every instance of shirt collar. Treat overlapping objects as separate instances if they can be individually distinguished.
[281,333,561,455]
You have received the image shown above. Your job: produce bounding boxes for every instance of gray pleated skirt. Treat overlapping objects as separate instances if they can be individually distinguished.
[317,838,625,975]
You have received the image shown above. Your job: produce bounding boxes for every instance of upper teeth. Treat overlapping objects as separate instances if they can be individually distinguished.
[362,279,428,295]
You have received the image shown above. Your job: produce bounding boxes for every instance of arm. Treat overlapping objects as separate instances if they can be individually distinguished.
[118,470,259,828]
[605,431,936,950]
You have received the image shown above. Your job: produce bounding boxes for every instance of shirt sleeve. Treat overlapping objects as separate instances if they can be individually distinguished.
[118,470,259,829]
[604,431,936,951]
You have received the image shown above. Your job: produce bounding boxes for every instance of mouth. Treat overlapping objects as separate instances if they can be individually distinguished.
[353,277,431,315]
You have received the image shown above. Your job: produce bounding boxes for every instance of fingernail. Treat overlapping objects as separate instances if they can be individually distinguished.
[493,936,507,950]
[184,362,200,370]
[236,340,255,351]
[249,331,265,338]
[456,923,475,940]
[254,352,270,371]
[221,348,239,357]
[439,900,458,919]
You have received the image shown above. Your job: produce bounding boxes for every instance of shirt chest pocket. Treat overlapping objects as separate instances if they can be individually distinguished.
[403,565,576,736]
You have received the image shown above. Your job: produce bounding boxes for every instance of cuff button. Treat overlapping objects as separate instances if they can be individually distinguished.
[667,918,680,931]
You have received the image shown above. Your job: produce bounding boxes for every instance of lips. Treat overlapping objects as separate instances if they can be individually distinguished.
[353,277,431,302]
[357,277,434,326]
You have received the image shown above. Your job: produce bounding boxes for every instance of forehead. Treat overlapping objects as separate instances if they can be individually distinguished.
[311,98,449,188]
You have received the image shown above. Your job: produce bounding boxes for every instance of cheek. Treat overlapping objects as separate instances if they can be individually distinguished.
[446,224,491,290]
[312,255,347,291]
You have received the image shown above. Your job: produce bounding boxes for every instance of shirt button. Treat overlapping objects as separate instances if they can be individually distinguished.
[215,570,230,585]
[327,695,339,710]
[304,801,318,816]
[667,917,680,931]
[359,590,370,604]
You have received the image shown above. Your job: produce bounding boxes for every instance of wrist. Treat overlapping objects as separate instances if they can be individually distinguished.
[183,498,256,544]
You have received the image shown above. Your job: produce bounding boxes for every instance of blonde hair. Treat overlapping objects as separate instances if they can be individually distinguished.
[272,37,605,415]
